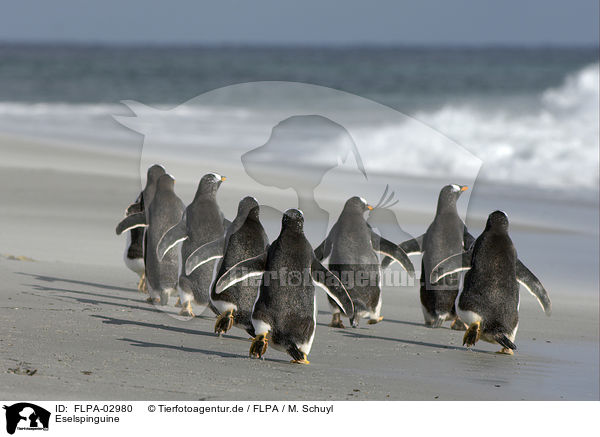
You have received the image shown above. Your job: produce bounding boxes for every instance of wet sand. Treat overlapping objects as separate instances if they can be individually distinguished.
[0,135,598,400]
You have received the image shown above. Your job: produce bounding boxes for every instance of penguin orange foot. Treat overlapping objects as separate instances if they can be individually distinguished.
[146,296,160,304]
[463,321,481,348]
[290,353,310,365]
[367,316,384,325]
[215,310,235,335]
[249,334,268,359]
[179,301,195,317]
[174,297,182,308]
[496,347,514,355]
[138,274,148,293]
[451,318,467,331]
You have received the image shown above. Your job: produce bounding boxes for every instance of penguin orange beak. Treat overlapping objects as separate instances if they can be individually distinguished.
[367,204,374,210]
[221,176,227,182]
[460,186,468,192]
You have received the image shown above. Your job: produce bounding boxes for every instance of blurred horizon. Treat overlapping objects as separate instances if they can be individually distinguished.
[0,41,598,49]
[0,43,597,195]
[1,1,598,47]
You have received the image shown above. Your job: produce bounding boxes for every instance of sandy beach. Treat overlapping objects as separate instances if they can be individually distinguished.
[0,134,598,400]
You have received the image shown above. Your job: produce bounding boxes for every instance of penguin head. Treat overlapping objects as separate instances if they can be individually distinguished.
[282,208,304,233]
[343,196,373,215]
[437,184,468,211]
[195,172,226,199]
[147,164,166,184]
[157,173,175,191]
[237,196,260,220]
[485,210,509,232]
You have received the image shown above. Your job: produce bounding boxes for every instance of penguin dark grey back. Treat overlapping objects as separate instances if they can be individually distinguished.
[316,196,414,328]
[185,196,269,336]
[145,174,185,304]
[330,197,375,265]
[117,164,166,293]
[397,184,473,329]
[156,172,229,317]
[142,164,166,212]
[219,197,265,274]
[215,208,354,363]
[431,210,551,354]
[185,173,226,247]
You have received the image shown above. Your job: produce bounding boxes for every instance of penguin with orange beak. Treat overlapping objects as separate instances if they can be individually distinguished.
[157,173,229,316]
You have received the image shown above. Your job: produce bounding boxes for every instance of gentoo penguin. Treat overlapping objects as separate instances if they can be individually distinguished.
[392,184,474,329]
[185,196,269,336]
[157,173,229,317]
[430,210,551,354]
[215,209,354,364]
[122,201,145,290]
[119,164,166,292]
[116,174,185,304]
[314,196,415,328]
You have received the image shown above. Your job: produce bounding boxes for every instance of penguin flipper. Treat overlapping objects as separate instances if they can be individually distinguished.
[372,232,415,277]
[215,250,268,294]
[116,212,147,235]
[125,200,143,215]
[311,257,354,318]
[516,259,551,316]
[430,250,472,284]
[399,235,424,256]
[314,224,336,261]
[381,235,423,269]
[156,218,188,260]
[184,237,225,275]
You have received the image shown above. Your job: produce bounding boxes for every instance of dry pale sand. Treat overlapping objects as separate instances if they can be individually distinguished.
[0,135,598,400]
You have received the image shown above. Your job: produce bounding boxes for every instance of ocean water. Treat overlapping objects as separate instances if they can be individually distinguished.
[0,45,597,195]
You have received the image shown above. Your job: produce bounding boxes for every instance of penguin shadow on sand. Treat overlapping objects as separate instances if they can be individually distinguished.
[16,272,135,294]
[92,314,245,342]
[339,329,493,354]
[315,310,424,329]
[24,283,176,316]
[241,115,367,242]
[121,337,246,360]
[122,338,293,364]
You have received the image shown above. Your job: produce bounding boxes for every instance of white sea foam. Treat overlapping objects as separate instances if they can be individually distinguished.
[406,63,599,191]
[0,63,597,193]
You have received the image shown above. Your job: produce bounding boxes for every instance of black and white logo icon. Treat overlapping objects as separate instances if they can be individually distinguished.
[3,403,50,435]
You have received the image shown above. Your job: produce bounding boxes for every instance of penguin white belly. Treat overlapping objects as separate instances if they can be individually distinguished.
[124,254,144,276]
[251,317,272,336]
[372,269,383,319]
[147,284,176,300]
[457,309,482,326]
[212,299,237,314]
[177,282,194,304]
[123,233,144,276]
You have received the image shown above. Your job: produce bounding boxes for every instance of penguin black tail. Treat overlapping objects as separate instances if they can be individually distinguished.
[287,344,305,362]
[495,334,517,351]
